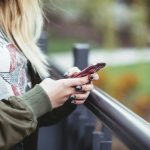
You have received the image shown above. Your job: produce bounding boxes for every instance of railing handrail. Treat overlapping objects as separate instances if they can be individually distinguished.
[50,61,150,150]
[86,88,150,150]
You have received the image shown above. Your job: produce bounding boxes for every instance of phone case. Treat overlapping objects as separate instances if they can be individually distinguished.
[72,63,106,78]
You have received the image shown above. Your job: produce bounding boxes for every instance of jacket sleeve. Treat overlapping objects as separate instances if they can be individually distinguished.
[38,100,77,127]
[0,85,52,150]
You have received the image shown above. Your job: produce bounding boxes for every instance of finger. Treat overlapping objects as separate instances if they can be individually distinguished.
[64,86,84,96]
[66,76,90,87]
[81,84,94,92]
[89,73,99,81]
[74,92,90,100]
[72,99,86,105]
[68,67,80,77]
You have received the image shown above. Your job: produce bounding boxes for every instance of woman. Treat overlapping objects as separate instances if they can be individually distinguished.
[0,0,99,150]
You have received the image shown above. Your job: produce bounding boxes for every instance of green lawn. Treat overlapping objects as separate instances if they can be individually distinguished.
[48,37,99,53]
[48,37,76,53]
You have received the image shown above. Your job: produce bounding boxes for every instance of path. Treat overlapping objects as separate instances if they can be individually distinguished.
[49,48,150,70]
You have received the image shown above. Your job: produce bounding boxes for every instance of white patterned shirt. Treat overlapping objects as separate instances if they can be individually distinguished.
[0,29,30,100]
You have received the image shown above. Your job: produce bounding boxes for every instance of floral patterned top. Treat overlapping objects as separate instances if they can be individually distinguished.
[0,29,30,100]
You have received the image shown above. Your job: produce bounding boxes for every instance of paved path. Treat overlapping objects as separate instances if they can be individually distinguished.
[49,49,150,70]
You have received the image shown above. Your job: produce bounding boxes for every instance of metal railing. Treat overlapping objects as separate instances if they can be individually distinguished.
[86,88,150,150]
[49,45,150,150]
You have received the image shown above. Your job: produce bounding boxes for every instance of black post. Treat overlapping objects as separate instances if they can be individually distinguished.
[65,43,90,150]
[71,43,112,150]
[66,43,98,150]
[73,43,89,70]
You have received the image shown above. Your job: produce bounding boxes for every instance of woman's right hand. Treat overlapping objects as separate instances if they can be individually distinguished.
[39,76,90,109]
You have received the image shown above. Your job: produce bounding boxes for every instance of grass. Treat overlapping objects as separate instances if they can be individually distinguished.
[48,37,76,53]
[48,36,100,53]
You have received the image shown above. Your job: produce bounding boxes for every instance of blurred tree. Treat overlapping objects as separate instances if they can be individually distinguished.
[145,0,150,25]
[45,0,84,22]
[130,0,149,47]
[80,0,118,48]
[44,0,150,48]
[145,0,150,45]
[81,0,150,48]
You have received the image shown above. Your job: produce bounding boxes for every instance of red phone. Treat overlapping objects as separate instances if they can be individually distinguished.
[71,63,106,78]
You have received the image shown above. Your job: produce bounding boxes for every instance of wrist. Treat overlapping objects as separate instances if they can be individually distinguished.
[20,85,52,118]
[39,78,57,109]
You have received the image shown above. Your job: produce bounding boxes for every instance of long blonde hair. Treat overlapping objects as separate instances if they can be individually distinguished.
[0,0,49,78]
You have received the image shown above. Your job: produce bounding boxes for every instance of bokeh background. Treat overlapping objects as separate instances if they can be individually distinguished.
[43,0,150,149]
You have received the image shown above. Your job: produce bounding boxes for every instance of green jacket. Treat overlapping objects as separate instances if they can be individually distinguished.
[0,85,51,150]
[0,73,76,150]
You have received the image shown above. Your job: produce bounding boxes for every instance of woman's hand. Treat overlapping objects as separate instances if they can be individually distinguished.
[40,67,99,109]
[64,67,99,105]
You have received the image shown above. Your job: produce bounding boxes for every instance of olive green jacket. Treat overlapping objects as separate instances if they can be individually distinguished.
[0,79,76,150]
[0,85,52,150]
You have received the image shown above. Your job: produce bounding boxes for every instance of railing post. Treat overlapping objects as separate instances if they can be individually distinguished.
[73,43,89,70]
[73,43,91,120]
[65,43,91,150]
[71,43,112,150]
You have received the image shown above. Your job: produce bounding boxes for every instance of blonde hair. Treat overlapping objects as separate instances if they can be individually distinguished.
[0,0,49,78]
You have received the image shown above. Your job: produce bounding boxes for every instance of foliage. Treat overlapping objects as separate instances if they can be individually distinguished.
[81,0,149,48]
[45,0,150,48]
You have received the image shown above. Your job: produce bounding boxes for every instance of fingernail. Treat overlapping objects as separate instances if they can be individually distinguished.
[69,95,76,101]
[63,72,69,78]
[89,75,94,81]
[75,85,82,91]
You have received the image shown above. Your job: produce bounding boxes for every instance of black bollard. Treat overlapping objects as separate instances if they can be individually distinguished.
[73,43,89,70]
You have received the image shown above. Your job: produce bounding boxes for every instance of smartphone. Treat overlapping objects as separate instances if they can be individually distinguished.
[71,63,106,78]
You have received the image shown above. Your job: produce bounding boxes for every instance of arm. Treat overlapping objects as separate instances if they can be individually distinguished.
[38,72,99,127]
[0,85,52,150]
